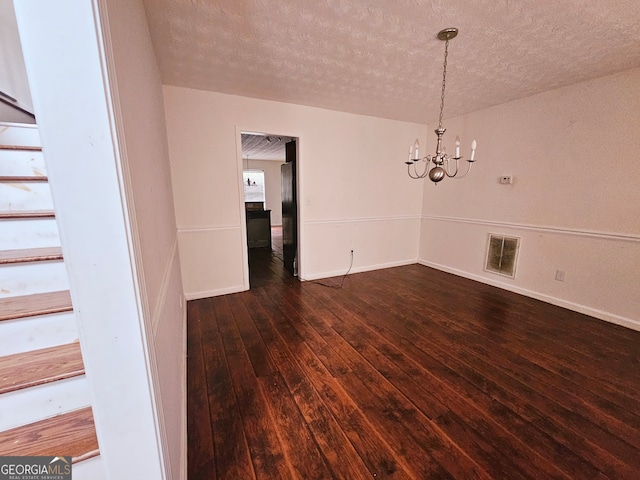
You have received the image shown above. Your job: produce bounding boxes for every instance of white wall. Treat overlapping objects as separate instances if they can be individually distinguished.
[15,0,184,478]
[164,87,426,298]
[245,158,285,226]
[0,0,33,113]
[419,67,640,330]
[98,0,185,477]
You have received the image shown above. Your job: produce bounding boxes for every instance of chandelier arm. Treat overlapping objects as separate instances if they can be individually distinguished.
[442,157,459,178]
[450,161,474,179]
[407,165,422,179]
[407,159,430,179]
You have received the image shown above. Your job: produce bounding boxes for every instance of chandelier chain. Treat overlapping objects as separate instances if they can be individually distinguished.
[438,38,449,129]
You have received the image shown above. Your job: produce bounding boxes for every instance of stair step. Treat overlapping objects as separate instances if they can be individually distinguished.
[0,375,89,432]
[0,291,72,322]
[1,262,70,301]
[0,145,42,152]
[0,175,48,182]
[0,218,60,251]
[0,182,53,212]
[0,247,62,265]
[0,149,47,177]
[0,406,99,462]
[0,311,78,358]
[0,124,40,147]
[0,342,84,395]
[0,182,53,211]
[0,210,55,219]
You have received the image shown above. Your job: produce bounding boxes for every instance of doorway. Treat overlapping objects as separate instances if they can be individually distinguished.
[241,132,298,288]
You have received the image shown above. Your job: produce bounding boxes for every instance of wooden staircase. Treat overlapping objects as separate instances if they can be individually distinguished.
[0,290,72,321]
[0,123,99,465]
[0,246,63,264]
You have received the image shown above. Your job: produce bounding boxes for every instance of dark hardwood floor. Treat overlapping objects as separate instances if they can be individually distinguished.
[188,258,640,479]
[248,226,296,288]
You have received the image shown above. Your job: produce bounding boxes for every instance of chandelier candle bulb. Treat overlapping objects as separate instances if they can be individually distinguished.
[414,139,419,160]
[455,135,461,158]
[470,140,477,161]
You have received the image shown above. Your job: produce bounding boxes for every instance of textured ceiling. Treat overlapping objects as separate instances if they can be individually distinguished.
[241,133,295,161]
[143,0,640,124]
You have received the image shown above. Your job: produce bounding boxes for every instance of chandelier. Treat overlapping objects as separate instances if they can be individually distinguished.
[406,27,477,183]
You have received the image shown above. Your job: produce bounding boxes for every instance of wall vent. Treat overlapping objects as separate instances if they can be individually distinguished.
[485,234,520,278]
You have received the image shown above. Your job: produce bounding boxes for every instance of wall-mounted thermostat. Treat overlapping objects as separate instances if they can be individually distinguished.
[500,176,513,184]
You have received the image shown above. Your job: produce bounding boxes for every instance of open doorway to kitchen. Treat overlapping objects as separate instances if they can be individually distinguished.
[241,132,298,288]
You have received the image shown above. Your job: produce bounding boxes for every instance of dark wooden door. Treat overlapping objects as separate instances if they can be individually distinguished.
[281,140,297,276]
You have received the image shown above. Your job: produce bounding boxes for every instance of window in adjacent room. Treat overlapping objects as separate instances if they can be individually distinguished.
[243,170,265,203]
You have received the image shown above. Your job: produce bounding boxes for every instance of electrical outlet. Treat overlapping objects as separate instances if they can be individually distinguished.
[555,270,566,282]
[500,175,513,184]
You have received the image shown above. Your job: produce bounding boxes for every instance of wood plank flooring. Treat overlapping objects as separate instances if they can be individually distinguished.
[188,263,640,479]
[0,342,84,394]
[0,290,73,322]
[0,407,99,462]
[248,225,292,289]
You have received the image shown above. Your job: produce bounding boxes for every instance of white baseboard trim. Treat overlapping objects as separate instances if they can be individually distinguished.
[302,258,417,281]
[184,284,247,300]
[419,260,640,332]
